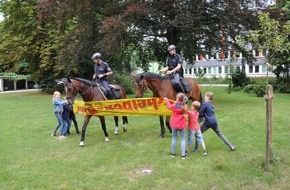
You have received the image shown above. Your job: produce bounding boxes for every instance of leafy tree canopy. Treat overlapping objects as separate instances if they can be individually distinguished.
[0,0,264,91]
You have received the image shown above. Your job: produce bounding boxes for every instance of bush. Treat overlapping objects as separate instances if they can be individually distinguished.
[196,76,228,84]
[243,85,254,93]
[39,79,62,94]
[232,68,250,88]
[110,72,135,95]
[233,86,242,91]
[276,81,287,93]
[252,80,266,97]
[249,77,276,85]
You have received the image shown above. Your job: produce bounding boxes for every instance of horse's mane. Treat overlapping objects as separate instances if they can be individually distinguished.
[135,72,165,82]
[72,77,95,86]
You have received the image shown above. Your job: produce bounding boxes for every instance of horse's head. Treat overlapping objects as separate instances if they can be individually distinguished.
[131,72,148,98]
[64,77,79,104]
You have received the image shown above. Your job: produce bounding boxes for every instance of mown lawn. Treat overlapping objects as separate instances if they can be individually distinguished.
[0,87,289,190]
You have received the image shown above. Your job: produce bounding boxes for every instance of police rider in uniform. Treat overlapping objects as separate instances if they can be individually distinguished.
[159,45,185,93]
[92,52,114,100]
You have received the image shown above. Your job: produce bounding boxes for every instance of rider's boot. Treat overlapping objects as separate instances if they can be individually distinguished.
[177,83,185,94]
[107,90,115,100]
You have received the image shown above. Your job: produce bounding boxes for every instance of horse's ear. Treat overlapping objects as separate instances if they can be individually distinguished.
[130,72,136,78]
[67,77,72,83]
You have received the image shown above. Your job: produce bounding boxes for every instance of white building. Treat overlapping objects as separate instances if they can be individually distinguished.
[183,50,275,78]
[149,50,275,78]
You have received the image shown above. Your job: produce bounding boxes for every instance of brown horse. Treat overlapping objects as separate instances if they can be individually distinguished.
[131,72,201,138]
[65,77,128,146]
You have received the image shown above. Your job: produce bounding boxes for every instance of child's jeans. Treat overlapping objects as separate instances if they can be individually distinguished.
[171,128,186,156]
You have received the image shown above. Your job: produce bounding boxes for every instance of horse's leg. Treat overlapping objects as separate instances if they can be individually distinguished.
[72,116,80,134]
[79,115,92,147]
[99,116,109,142]
[166,116,172,133]
[114,116,119,135]
[159,116,165,138]
[122,116,128,132]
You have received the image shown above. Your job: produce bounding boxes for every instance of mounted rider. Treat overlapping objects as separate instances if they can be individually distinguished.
[159,45,185,94]
[92,52,114,100]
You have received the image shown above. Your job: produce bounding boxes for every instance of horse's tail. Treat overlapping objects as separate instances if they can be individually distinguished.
[199,91,203,105]
[187,78,201,102]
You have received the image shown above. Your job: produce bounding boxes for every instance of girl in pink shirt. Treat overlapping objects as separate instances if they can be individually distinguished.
[165,93,187,159]
[186,101,207,156]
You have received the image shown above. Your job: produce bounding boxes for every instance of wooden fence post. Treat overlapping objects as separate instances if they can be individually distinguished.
[264,84,274,171]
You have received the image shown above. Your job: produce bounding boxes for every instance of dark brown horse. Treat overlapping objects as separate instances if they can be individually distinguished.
[131,72,201,138]
[65,77,128,146]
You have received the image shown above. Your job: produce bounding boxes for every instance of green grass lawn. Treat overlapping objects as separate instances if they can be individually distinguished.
[0,87,289,190]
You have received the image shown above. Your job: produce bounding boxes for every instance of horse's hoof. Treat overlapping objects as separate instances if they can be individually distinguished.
[79,141,85,147]
[105,137,109,142]
[123,127,127,132]
[114,128,119,135]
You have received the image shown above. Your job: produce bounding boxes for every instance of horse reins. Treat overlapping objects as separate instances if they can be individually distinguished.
[74,80,107,100]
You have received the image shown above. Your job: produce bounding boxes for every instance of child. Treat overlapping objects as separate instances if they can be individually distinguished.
[194,92,235,151]
[67,103,80,134]
[62,101,73,136]
[186,101,207,156]
[164,93,187,159]
[51,91,67,139]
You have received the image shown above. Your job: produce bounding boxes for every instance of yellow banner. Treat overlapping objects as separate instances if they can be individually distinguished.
[73,98,174,116]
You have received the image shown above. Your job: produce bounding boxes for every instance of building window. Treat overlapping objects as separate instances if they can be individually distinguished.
[214,53,218,59]
[255,66,259,73]
[208,67,211,74]
[225,51,229,59]
[218,67,222,74]
[263,49,267,56]
[225,67,228,74]
[254,49,259,57]
[189,68,192,75]
[262,65,267,72]
[249,66,253,73]
[204,68,207,74]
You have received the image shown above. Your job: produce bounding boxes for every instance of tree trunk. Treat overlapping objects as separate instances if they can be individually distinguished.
[166,26,180,51]
[286,63,290,91]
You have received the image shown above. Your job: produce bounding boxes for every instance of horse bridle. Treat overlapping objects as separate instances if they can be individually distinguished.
[66,80,107,103]
[136,78,147,98]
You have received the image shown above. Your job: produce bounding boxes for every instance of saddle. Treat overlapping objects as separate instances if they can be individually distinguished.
[95,83,122,99]
[170,77,192,93]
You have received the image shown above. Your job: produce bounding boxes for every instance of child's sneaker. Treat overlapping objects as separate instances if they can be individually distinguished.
[230,145,236,151]
[59,135,67,139]
[203,150,208,156]
[51,133,56,137]
[171,153,175,158]
[181,155,187,160]
[185,150,189,156]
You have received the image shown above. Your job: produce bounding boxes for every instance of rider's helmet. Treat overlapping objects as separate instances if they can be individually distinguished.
[91,52,102,59]
[167,45,176,51]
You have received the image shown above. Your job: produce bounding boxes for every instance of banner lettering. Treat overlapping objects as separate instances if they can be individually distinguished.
[73,98,174,116]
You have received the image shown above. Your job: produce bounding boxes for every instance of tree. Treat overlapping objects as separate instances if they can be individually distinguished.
[247,9,290,90]
[0,0,263,91]
[0,0,102,91]
[0,0,39,74]
[97,0,260,68]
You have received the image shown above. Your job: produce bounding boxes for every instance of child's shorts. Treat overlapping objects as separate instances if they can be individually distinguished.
[187,129,204,145]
